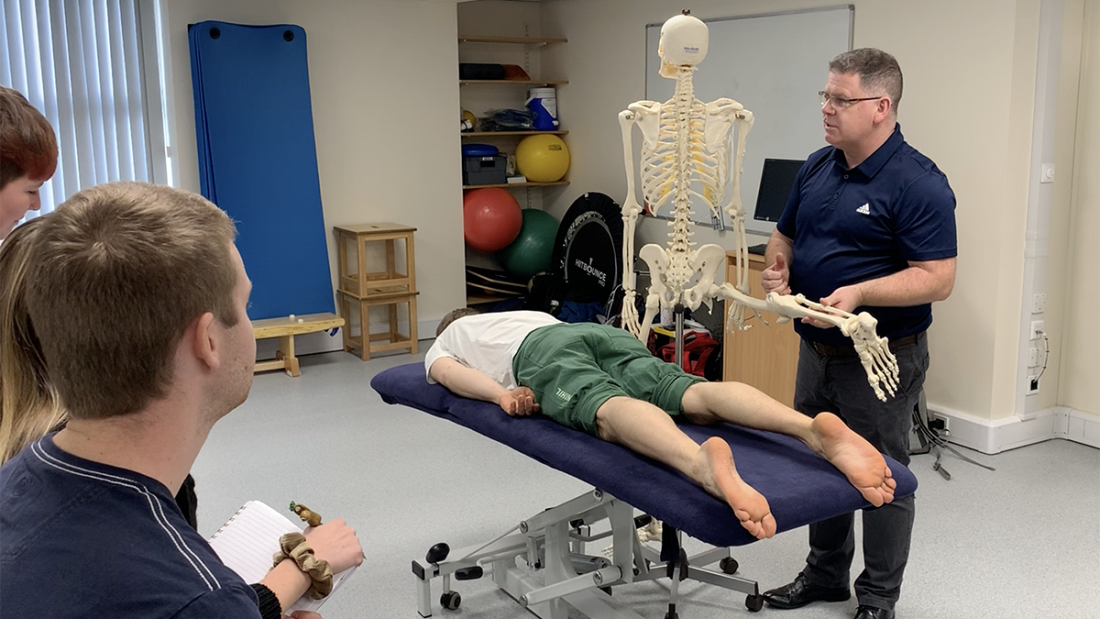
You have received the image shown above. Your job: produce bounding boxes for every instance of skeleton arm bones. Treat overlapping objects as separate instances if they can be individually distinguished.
[619,101,663,338]
[700,98,762,331]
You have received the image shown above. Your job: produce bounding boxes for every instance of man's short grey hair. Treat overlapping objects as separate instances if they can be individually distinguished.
[436,308,481,337]
[829,48,903,114]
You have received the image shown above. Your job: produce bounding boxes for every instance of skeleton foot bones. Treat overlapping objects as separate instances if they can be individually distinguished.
[723,288,900,402]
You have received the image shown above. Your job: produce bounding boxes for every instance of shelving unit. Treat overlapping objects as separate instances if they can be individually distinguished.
[463,130,568,137]
[460,79,569,86]
[458,35,566,45]
[458,34,569,306]
[461,180,569,190]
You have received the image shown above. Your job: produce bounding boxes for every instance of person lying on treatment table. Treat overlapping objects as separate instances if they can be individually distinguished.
[425,309,896,540]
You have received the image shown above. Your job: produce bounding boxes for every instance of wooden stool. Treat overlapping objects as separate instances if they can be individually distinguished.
[333,223,419,361]
[337,289,419,361]
[252,313,344,377]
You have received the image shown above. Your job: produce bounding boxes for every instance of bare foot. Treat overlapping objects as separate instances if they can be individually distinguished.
[695,437,777,539]
[809,413,897,506]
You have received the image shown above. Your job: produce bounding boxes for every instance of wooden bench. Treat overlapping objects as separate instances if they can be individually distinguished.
[252,312,345,377]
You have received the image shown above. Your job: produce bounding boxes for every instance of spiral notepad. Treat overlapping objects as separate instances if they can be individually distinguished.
[209,500,356,613]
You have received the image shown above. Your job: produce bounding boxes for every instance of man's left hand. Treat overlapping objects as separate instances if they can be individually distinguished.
[801,285,862,329]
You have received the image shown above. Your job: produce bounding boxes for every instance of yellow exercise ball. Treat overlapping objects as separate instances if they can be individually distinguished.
[461,109,477,132]
[515,134,570,183]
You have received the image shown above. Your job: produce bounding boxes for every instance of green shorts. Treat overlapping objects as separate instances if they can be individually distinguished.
[513,323,706,437]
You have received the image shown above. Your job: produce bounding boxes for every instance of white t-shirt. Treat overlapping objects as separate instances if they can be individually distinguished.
[425,311,562,390]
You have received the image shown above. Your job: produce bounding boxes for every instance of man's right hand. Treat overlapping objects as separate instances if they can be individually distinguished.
[499,387,540,417]
[761,253,791,295]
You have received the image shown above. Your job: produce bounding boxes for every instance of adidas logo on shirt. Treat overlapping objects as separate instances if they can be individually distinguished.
[855,203,870,215]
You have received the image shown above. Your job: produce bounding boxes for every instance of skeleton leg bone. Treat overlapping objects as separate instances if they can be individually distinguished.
[714,285,900,402]
[634,244,669,344]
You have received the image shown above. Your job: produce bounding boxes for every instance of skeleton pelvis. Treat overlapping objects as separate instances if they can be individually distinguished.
[638,243,726,311]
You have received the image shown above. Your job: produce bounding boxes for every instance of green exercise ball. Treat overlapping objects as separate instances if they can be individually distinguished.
[497,209,559,280]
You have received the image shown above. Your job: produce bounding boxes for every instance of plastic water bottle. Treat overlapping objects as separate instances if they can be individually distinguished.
[525,87,558,130]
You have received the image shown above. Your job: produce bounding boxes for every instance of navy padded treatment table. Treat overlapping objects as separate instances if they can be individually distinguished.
[372,363,917,618]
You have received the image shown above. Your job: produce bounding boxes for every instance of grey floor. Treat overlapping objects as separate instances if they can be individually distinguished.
[192,348,1100,619]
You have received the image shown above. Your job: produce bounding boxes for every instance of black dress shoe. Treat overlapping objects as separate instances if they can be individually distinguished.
[854,605,895,619]
[762,573,851,609]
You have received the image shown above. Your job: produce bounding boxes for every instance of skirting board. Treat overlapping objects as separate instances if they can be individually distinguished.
[927,404,1100,454]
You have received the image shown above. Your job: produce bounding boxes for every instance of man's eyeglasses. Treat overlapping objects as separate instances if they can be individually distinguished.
[818,91,884,109]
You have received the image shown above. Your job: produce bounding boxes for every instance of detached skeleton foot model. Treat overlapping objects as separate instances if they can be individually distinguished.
[618,11,899,401]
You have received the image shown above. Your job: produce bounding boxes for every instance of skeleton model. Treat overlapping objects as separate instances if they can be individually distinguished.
[618,11,900,401]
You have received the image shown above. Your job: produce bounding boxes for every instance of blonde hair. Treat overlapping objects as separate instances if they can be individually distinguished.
[25,183,238,420]
[0,217,65,462]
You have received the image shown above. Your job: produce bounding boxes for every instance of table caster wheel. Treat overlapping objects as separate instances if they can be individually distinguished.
[720,556,739,574]
[441,591,461,610]
[745,594,764,612]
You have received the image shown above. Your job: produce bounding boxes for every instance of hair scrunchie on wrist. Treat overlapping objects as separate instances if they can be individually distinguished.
[272,532,334,599]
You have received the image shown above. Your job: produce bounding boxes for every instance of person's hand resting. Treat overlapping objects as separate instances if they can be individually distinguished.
[499,386,540,417]
[801,285,863,330]
[302,519,363,574]
[761,253,791,296]
[287,612,322,619]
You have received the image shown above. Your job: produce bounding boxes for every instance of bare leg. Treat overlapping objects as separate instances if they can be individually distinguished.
[680,382,896,506]
[595,396,776,539]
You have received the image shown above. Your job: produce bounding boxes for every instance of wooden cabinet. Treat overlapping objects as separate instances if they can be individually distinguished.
[723,251,800,406]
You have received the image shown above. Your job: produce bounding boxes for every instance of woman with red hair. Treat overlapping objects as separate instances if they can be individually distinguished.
[0,85,58,239]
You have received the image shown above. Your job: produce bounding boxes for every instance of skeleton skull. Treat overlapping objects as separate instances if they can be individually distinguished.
[658,11,709,77]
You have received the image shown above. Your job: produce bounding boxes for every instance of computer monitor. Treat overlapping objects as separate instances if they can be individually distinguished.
[754,158,805,223]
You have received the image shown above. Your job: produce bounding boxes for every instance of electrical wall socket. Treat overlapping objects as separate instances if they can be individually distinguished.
[1032,293,1047,314]
[1040,163,1056,183]
[931,414,950,435]
[1029,320,1045,340]
[1027,375,1040,394]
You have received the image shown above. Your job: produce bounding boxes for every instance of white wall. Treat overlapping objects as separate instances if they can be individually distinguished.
[537,0,1098,426]
[1060,0,1099,413]
[160,0,1097,425]
[163,0,468,342]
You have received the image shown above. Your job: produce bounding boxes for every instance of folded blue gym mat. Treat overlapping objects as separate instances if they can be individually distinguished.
[189,21,335,321]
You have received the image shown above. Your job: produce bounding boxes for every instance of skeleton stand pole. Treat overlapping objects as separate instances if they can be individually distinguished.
[673,303,685,369]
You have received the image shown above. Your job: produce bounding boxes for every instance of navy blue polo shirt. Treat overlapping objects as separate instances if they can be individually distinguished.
[0,435,262,618]
[776,124,956,346]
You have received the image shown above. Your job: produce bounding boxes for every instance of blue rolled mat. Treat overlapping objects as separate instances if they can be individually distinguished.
[189,21,334,320]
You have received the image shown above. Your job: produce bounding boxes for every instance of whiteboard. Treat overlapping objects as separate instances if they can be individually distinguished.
[643,6,853,233]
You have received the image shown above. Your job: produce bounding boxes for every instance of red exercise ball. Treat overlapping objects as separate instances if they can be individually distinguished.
[463,188,522,252]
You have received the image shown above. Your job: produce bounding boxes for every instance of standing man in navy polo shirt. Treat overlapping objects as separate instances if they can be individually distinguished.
[759,49,957,619]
